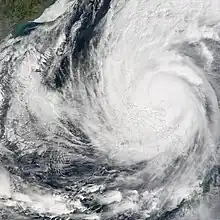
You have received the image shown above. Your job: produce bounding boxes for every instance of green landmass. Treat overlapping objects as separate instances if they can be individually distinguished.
[0,0,55,40]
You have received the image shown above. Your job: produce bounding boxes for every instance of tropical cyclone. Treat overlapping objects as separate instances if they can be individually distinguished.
[0,0,220,219]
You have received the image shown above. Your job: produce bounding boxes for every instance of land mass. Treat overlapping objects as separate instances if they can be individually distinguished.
[0,0,55,40]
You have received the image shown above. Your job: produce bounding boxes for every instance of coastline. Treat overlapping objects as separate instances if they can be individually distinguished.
[0,0,56,40]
